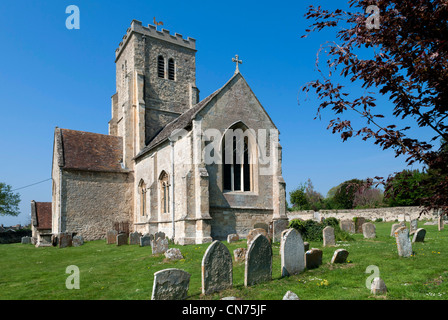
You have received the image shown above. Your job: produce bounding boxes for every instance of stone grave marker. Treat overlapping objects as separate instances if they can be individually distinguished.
[233,248,246,263]
[438,215,444,231]
[246,228,270,247]
[340,220,355,233]
[58,232,72,248]
[410,219,418,235]
[151,268,191,300]
[283,291,299,300]
[227,233,239,243]
[305,248,323,269]
[116,233,128,246]
[21,236,31,244]
[323,226,335,246]
[390,223,401,237]
[331,249,349,264]
[395,226,413,257]
[106,230,118,244]
[140,233,153,247]
[280,228,305,277]
[304,242,310,252]
[272,219,289,243]
[412,228,426,243]
[244,234,272,287]
[362,222,376,239]
[155,231,166,240]
[129,231,142,245]
[201,240,233,295]
[355,217,366,233]
[152,237,169,254]
[165,248,183,261]
[371,277,387,295]
[72,235,84,247]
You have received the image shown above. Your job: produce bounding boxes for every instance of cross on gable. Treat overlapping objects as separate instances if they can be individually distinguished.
[232,55,242,74]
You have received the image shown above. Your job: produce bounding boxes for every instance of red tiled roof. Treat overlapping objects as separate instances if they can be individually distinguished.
[59,129,125,172]
[35,202,52,230]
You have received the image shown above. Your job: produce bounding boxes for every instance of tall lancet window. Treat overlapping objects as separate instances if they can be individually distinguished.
[223,122,254,192]
[168,58,175,80]
[157,55,165,79]
[159,171,170,213]
[139,180,147,216]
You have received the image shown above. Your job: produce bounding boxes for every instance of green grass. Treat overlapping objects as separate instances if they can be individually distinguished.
[1,221,447,300]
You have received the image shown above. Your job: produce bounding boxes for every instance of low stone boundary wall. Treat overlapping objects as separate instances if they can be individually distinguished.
[287,206,439,223]
[0,229,32,244]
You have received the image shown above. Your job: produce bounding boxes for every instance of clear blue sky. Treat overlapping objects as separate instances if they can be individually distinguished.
[0,0,431,226]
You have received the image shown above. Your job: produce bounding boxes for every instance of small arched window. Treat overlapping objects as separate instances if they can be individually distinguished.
[168,58,175,80]
[139,180,147,217]
[157,56,165,79]
[159,171,170,213]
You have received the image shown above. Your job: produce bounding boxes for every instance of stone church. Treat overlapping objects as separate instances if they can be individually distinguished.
[33,20,287,245]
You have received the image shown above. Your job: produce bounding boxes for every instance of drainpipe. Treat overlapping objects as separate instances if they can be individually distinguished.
[169,139,175,242]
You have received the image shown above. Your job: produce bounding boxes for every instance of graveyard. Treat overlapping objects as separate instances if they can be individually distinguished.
[1,220,448,300]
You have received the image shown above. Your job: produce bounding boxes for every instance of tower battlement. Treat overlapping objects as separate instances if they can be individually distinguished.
[115,20,196,61]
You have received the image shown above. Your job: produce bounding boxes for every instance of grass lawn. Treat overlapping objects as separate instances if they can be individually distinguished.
[1,221,447,300]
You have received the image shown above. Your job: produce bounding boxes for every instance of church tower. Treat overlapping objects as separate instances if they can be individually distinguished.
[109,20,199,169]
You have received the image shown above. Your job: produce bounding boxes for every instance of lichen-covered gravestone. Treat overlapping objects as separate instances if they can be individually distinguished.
[322,226,335,246]
[129,231,142,245]
[233,248,246,263]
[151,268,191,300]
[246,228,270,247]
[58,232,72,248]
[390,223,400,237]
[106,230,118,244]
[201,240,233,295]
[227,234,239,243]
[340,220,355,233]
[412,228,426,243]
[395,226,413,257]
[72,235,84,247]
[362,222,376,239]
[244,234,272,287]
[280,228,305,277]
[152,237,168,254]
[410,219,418,235]
[355,217,366,233]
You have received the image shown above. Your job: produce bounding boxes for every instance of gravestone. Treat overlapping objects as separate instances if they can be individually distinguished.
[227,234,239,243]
[305,248,323,269]
[340,220,355,233]
[283,291,299,300]
[151,268,191,300]
[129,231,141,245]
[390,223,401,237]
[58,232,72,248]
[412,228,426,243]
[272,219,289,243]
[362,222,376,239]
[371,277,387,295]
[155,231,166,240]
[140,233,153,247]
[233,248,246,263]
[106,230,118,244]
[72,235,84,247]
[21,236,31,244]
[304,242,310,252]
[246,228,270,247]
[165,248,183,261]
[202,240,233,295]
[331,249,349,264]
[410,219,418,235]
[323,226,335,246]
[280,228,305,277]
[395,226,413,257]
[152,237,169,254]
[116,233,128,246]
[438,215,444,231]
[244,234,272,287]
[355,217,366,233]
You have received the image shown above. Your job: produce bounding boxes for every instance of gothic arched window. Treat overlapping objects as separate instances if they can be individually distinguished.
[168,58,175,80]
[157,56,165,79]
[159,171,169,213]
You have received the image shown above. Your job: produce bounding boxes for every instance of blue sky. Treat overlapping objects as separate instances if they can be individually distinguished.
[0,0,431,226]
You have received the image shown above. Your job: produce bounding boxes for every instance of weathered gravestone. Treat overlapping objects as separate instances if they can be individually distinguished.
[244,234,272,287]
[106,230,118,244]
[152,237,169,254]
[233,248,246,263]
[151,268,191,300]
[340,220,355,233]
[355,217,366,233]
[155,231,166,240]
[140,233,153,247]
[390,223,401,237]
[227,233,239,243]
[362,222,376,239]
[129,231,142,245]
[58,232,72,248]
[272,219,289,243]
[280,228,305,277]
[116,233,128,246]
[202,240,233,295]
[165,248,183,261]
[246,228,270,247]
[412,228,426,243]
[283,291,300,300]
[323,226,335,246]
[305,248,323,269]
[331,249,349,264]
[371,277,387,295]
[304,241,310,252]
[21,236,31,244]
[410,219,418,235]
[72,235,84,247]
[395,226,413,257]
[438,215,444,231]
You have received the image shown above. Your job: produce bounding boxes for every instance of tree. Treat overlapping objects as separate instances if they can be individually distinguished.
[301,0,448,215]
[331,179,364,209]
[0,183,21,217]
[384,169,430,207]
[289,183,309,210]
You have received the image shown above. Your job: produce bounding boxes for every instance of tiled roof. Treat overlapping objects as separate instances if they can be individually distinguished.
[34,202,52,230]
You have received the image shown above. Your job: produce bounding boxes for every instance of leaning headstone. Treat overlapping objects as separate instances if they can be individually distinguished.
[280,228,305,277]
[202,240,233,295]
[246,228,270,247]
[116,233,128,246]
[244,234,272,287]
[340,220,355,234]
[164,248,184,261]
[410,219,418,235]
[323,226,335,246]
[305,248,323,269]
[140,233,153,247]
[227,234,239,243]
[371,277,387,295]
[283,291,300,300]
[106,230,118,244]
[355,217,366,233]
[390,223,401,237]
[395,226,413,257]
[233,248,246,263]
[152,237,169,254]
[129,231,142,245]
[58,232,72,248]
[412,228,426,243]
[362,222,376,239]
[72,235,84,247]
[331,249,349,264]
[438,215,444,231]
[151,268,191,300]
[21,236,31,244]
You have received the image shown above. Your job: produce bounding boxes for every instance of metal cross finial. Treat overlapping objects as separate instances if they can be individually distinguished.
[232,54,242,74]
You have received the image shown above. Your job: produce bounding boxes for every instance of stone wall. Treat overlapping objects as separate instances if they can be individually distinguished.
[287,206,438,222]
